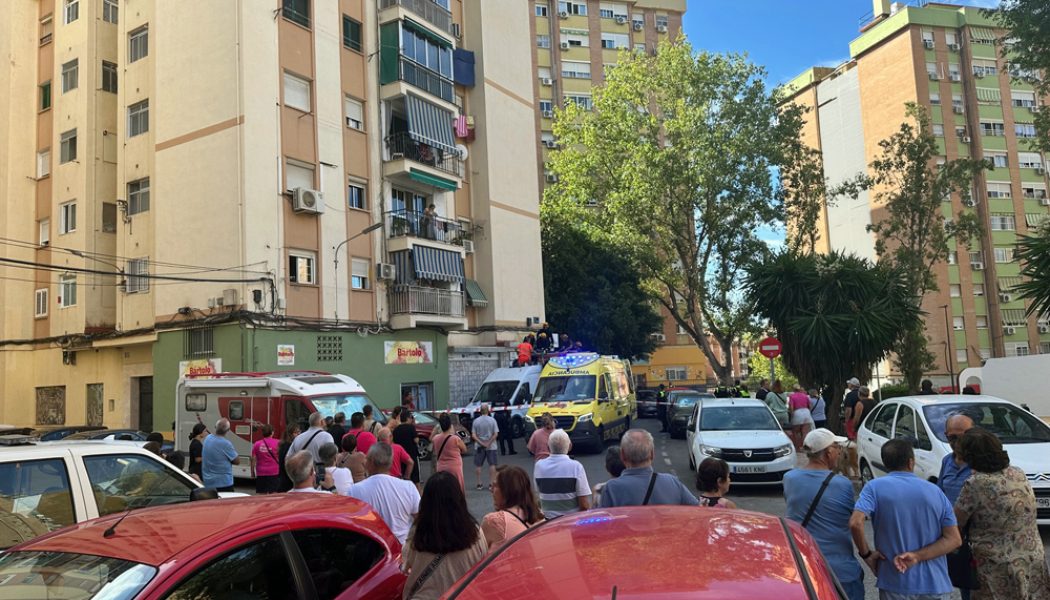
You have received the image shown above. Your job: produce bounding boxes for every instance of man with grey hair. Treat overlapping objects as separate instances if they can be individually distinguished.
[533,429,590,517]
[471,403,499,490]
[597,429,698,507]
[349,442,420,544]
[201,418,239,491]
[289,411,334,463]
[286,450,333,494]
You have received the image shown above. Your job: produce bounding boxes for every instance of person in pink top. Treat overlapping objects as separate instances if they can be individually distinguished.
[431,413,468,490]
[482,465,544,551]
[788,385,815,450]
[342,412,377,456]
[377,428,414,482]
[527,413,555,461]
[250,424,281,494]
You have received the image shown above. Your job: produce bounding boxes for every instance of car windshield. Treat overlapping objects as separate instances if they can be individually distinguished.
[673,395,702,408]
[534,376,596,403]
[0,551,156,600]
[310,394,385,424]
[700,406,780,431]
[413,412,437,426]
[472,381,519,406]
[923,402,1050,444]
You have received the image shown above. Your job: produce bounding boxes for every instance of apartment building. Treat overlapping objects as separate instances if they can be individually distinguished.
[0,0,544,432]
[785,0,1050,387]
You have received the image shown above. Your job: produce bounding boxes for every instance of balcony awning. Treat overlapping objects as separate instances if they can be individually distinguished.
[392,250,415,284]
[409,168,458,191]
[465,278,489,308]
[406,94,457,154]
[404,18,452,48]
[412,245,464,283]
[969,27,996,41]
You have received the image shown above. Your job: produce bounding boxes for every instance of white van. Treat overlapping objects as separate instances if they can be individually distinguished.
[453,365,542,438]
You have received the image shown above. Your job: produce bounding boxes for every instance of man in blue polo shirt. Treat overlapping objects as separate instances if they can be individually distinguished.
[597,429,698,507]
[936,413,975,600]
[850,438,961,600]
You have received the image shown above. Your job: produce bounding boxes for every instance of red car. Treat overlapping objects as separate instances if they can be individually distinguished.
[0,494,405,599]
[443,506,846,600]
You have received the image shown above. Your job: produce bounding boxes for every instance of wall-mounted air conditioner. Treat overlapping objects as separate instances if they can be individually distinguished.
[292,188,324,214]
[462,239,475,254]
[1004,326,1017,335]
[377,263,395,280]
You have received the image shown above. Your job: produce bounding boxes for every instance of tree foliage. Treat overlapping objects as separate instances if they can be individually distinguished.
[745,352,799,392]
[780,139,832,255]
[837,104,989,391]
[543,39,815,383]
[1014,221,1050,318]
[988,0,1050,153]
[745,250,923,432]
[541,218,661,360]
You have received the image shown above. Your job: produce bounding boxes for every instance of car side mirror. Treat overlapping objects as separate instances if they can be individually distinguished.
[190,487,220,502]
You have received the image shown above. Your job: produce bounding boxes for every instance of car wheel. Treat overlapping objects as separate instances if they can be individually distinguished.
[417,438,432,461]
[860,460,874,485]
[512,417,524,439]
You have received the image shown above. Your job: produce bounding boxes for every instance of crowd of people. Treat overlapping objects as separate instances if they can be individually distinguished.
[513,322,586,367]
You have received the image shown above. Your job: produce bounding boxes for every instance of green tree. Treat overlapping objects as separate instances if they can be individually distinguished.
[780,138,832,255]
[988,0,1050,153]
[1014,221,1050,318]
[745,352,798,391]
[543,39,810,383]
[837,104,988,392]
[745,250,922,432]
[542,218,661,360]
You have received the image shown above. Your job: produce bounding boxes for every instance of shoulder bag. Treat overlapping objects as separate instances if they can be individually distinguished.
[407,553,446,598]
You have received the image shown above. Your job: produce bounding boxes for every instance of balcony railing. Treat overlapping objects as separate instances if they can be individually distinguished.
[386,209,467,245]
[380,0,454,37]
[390,285,465,317]
[385,132,463,178]
[395,56,454,103]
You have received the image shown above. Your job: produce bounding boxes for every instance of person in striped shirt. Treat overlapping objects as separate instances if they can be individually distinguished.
[533,429,590,518]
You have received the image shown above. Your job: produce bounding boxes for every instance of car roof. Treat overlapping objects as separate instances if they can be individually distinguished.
[883,394,1016,406]
[13,495,383,566]
[699,398,766,408]
[448,507,810,599]
[1,440,149,453]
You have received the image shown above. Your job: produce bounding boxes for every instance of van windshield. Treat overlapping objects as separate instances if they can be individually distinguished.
[310,394,385,424]
[473,381,519,407]
[534,376,596,403]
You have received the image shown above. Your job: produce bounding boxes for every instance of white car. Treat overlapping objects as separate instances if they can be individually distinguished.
[685,398,796,486]
[0,438,238,548]
[856,394,1050,525]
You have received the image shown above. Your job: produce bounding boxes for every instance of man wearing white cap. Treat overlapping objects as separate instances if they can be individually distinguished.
[784,428,864,600]
[842,377,862,479]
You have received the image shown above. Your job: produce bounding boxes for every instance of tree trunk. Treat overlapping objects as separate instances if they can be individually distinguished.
[824,383,844,436]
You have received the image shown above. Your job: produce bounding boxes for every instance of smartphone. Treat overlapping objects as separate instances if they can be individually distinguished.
[314,462,326,488]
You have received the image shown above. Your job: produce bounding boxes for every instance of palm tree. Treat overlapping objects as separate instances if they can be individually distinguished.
[1014,222,1050,318]
[745,250,922,432]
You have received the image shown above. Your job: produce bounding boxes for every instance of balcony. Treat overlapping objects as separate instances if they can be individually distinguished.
[379,0,454,38]
[391,56,454,104]
[389,285,466,329]
[386,209,467,246]
[384,132,463,187]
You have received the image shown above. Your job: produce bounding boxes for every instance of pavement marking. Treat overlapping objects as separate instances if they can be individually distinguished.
[661,451,668,457]
[663,458,672,466]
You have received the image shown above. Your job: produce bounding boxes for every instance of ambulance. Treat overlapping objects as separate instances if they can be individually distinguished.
[526,353,636,453]
[175,371,385,479]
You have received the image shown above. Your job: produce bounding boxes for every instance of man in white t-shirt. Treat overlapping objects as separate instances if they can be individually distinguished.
[289,411,334,463]
[350,442,420,544]
[534,429,590,518]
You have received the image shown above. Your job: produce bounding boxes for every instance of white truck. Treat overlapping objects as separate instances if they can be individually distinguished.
[175,371,385,479]
[452,365,542,438]
[959,355,1050,422]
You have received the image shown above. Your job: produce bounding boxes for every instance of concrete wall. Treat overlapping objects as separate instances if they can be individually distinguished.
[448,346,516,408]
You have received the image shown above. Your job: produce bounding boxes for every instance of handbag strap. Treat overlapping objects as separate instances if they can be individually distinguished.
[301,429,323,453]
[801,472,836,527]
[641,472,658,506]
[408,553,445,598]
[503,509,531,528]
[436,434,453,462]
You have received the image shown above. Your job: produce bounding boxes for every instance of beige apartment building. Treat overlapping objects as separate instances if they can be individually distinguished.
[785,0,1050,387]
[0,0,544,431]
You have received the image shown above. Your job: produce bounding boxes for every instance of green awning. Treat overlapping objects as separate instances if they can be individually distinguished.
[409,168,457,190]
[465,278,488,308]
[405,19,451,48]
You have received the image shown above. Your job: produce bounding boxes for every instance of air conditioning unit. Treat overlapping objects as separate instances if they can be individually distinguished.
[650,333,666,342]
[1004,326,1017,335]
[971,261,985,270]
[1036,166,1046,175]
[291,187,324,214]
[960,136,972,144]
[1042,198,1050,207]
[923,40,935,49]
[560,41,570,50]
[451,23,462,39]
[543,139,557,149]
[953,105,964,114]
[541,77,553,86]
[963,198,977,207]
[929,73,941,81]
[948,43,960,51]
[462,239,475,254]
[541,110,554,118]
[1039,325,1050,334]
[615,15,627,24]
[656,24,668,33]
[376,263,396,280]
[222,288,239,307]
[950,73,962,81]
[633,22,643,31]
[558,10,568,18]
[975,72,985,79]
[545,173,559,184]
[1000,292,1013,302]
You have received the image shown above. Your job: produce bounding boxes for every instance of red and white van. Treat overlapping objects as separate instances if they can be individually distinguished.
[175,371,385,479]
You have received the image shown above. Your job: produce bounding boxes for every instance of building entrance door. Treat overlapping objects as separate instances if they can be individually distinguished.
[137,377,154,432]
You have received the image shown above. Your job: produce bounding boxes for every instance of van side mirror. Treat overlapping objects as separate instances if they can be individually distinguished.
[598,391,609,401]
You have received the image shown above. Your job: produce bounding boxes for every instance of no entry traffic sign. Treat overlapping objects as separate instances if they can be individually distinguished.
[758,337,782,359]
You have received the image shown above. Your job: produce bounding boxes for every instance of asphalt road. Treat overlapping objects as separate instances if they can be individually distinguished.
[239,417,1049,600]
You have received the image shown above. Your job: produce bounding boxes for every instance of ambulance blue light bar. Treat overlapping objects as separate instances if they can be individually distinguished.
[549,352,599,369]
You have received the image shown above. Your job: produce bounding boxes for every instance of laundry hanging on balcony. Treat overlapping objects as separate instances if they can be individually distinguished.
[411,245,465,283]
[406,95,459,155]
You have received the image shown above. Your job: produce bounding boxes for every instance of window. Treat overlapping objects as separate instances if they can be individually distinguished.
[930,92,940,105]
[351,258,370,290]
[60,275,77,307]
[40,15,53,45]
[344,96,363,130]
[1011,90,1037,108]
[285,160,314,191]
[125,258,148,293]
[39,81,51,110]
[972,58,997,77]
[37,149,50,178]
[1016,123,1038,138]
[986,181,1011,198]
[558,1,587,16]
[64,0,79,24]
[985,152,1008,168]
[84,453,194,515]
[342,15,361,52]
[632,14,644,28]
[870,404,896,439]
[39,219,50,246]
[600,7,614,18]
[665,367,687,381]
[185,393,206,411]
[126,177,150,215]
[537,34,550,48]
[947,251,958,265]
[600,33,629,50]
[980,121,1005,137]
[539,100,553,113]
[1006,342,1029,356]
[976,315,988,328]
[103,0,118,23]
[1023,185,1048,200]
[952,316,964,331]
[952,94,963,110]
[538,66,552,80]
[968,250,984,266]
[949,284,961,297]
[894,405,931,451]
[655,14,668,28]
[59,201,77,234]
[129,26,148,62]
[35,289,49,318]
[61,59,78,92]
[926,62,940,78]
[346,181,365,210]
[283,72,311,112]
[127,99,149,137]
[401,23,453,80]
[0,459,74,532]
[566,94,592,110]
[561,33,588,47]
[1018,152,1043,169]
[282,0,310,28]
[536,2,548,17]
[101,60,117,93]
[921,29,934,43]
[164,536,296,600]
[102,202,117,232]
[932,124,944,137]
[289,251,316,285]
[994,247,1015,263]
[187,327,215,357]
[945,31,958,46]
[990,213,1016,230]
[561,61,591,79]
[1042,342,1050,355]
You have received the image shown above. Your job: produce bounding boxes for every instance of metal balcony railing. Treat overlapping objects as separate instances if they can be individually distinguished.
[385,132,463,178]
[390,285,465,317]
[386,210,466,245]
[395,56,455,103]
[379,0,454,37]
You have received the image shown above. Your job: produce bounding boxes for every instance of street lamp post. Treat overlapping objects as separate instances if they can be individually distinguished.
[333,222,384,322]
[942,304,955,393]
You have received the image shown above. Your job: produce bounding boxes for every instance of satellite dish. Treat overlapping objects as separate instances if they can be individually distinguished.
[456,144,469,160]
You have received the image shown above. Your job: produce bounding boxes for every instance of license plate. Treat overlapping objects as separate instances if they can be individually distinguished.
[733,465,766,474]
[1037,497,1050,509]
